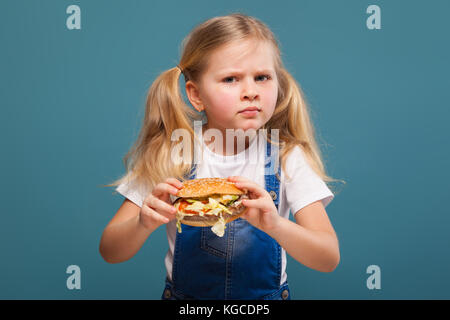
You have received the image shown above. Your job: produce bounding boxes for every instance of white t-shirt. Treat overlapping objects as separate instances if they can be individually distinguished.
[115,136,334,285]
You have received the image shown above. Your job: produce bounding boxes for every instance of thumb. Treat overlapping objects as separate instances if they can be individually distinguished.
[242,198,266,210]
[240,206,256,220]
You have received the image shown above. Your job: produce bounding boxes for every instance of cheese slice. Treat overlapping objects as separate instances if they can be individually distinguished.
[211,214,226,237]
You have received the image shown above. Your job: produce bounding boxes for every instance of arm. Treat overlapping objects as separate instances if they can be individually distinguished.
[99,178,183,263]
[99,199,153,263]
[266,200,340,273]
[227,176,340,273]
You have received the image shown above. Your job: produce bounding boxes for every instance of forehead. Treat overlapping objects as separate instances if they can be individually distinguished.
[204,39,276,74]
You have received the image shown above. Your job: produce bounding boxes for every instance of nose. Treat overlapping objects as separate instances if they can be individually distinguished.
[241,78,258,101]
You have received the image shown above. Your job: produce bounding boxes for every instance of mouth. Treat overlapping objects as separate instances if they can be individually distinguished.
[238,107,260,117]
[238,106,260,113]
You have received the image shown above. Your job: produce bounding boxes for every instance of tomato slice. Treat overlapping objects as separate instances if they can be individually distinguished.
[177,199,211,215]
[178,200,188,211]
[177,200,194,214]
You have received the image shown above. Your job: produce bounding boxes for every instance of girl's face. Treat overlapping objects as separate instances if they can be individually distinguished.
[186,39,279,134]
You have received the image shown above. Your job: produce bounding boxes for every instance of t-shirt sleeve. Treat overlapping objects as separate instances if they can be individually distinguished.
[284,146,334,216]
[115,178,148,208]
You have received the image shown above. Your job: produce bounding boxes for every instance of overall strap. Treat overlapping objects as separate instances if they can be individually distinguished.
[187,163,197,180]
[264,140,281,209]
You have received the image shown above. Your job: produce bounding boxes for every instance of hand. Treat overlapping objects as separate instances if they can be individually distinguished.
[139,178,183,230]
[227,176,281,233]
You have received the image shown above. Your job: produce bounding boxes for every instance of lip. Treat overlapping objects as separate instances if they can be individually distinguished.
[238,106,260,113]
[239,110,260,117]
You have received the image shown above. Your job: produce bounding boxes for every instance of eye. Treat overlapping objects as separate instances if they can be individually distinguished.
[223,76,237,83]
[255,74,271,81]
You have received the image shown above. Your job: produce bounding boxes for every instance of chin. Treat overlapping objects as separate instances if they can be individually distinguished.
[240,122,265,132]
[233,126,258,134]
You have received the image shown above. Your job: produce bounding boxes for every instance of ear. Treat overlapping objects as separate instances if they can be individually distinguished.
[185,81,204,112]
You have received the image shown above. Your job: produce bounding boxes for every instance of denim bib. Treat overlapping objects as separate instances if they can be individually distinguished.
[162,139,290,300]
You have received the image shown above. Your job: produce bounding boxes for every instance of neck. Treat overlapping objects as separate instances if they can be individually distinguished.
[202,123,254,156]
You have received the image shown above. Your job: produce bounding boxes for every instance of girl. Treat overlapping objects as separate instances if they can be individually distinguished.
[100,13,340,300]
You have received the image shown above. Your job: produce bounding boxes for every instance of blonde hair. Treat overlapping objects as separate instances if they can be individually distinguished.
[105,13,344,193]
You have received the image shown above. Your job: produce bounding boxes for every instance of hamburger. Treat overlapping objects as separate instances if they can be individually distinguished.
[173,178,249,237]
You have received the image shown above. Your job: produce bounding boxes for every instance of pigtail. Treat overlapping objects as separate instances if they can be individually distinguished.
[268,68,340,187]
[105,67,201,191]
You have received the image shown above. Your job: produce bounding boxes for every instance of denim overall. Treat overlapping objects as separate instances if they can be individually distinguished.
[161,139,290,300]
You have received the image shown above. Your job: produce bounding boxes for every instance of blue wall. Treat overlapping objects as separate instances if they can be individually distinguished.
[1,0,449,299]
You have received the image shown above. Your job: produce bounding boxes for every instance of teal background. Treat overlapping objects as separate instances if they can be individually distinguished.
[1,0,449,299]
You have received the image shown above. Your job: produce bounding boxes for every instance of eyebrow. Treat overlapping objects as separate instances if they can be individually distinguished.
[217,69,275,76]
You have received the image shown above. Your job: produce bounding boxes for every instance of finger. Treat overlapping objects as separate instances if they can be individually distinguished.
[240,207,259,223]
[241,198,269,210]
[147,207,170,224]
[145,195,177,217]
[165,177,183,189]
[227,176,250,183]
[240,209,250,220]
[227,177,256,194]
[233,181,264,197]
[152,182,180,198]
[141,205,170,224]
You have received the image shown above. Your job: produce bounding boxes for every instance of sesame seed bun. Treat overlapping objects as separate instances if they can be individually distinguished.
[176,177,245,198]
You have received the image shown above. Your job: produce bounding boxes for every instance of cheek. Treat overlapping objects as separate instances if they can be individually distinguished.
[207,89,238,113]
[263,85,279,112]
